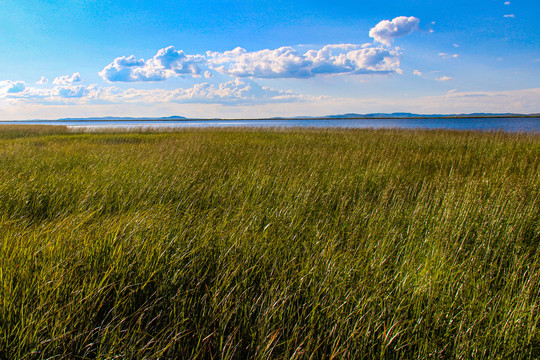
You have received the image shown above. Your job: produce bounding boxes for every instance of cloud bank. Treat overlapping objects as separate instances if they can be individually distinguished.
[0,79,311,105]
[206,44,401,79]
[100,44,402,82]
[99,16,421,82]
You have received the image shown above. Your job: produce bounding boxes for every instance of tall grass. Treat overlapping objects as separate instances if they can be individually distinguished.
[0,126,538,359]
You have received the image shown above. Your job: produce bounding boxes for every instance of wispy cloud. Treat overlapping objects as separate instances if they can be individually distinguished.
[436,76,452,81]
[2,85,539,120]
[504,14,515,18]
[0,79,315,105]
[438,53,459,59]
[413,70,423,76]
[99,79,313,105]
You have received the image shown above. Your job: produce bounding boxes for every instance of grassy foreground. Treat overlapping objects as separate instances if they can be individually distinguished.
[0,125,538,359]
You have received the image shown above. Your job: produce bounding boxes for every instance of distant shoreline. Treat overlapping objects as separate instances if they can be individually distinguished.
[1,114,539,123]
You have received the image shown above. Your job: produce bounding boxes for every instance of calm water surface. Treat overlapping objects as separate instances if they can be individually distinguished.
[2,118,539,132]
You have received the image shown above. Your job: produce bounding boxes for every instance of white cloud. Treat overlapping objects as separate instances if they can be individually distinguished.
[101,44,403,82]
[453,44,460,48]
[99,46,205,82]
[174,79,310,104]
[415,88,540,113]
[413,70,423,76]
[207,46,310,78]
[438,53,459,59]
[0,81,26,101]
[100,17,417,82]
[368,16,420,46]
[93,79,310,105]
[36,76,48,85]
[504,1,511,5]
[206,44,401,79]
[52,85,89,98]
[0,83,91,101]
[2,86,539,120]
[0,80,26,94]
[436,76,452,81]
[53,73,82,85]
[0,78,311,106]
[504,14,515,18]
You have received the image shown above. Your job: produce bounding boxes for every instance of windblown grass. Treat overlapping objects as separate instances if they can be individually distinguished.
[0,126,538,359]
[0,124,69,139]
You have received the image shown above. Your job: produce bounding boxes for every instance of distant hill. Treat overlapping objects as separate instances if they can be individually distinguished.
[320,112,525,119]
[23,113,538,122]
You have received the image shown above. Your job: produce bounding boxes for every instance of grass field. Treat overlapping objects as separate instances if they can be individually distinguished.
[0,125,538,359]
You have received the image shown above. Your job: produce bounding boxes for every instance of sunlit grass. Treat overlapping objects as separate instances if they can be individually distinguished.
[0,126,538,359]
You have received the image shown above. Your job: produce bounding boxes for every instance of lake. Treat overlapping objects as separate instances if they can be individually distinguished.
[2,117,539,132]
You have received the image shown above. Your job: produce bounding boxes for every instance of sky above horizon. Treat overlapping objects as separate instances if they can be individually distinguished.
[0,0,539,120]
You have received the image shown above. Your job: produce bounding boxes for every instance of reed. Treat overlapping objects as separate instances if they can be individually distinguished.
[0,126,538,359]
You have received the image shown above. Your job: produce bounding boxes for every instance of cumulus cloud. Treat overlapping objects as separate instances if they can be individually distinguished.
[99,16,421,82]
[307,45,400,75]
[206,44,401,79]
[413,70,423,76]
[99,46,205,82]
[207,46,310,78]
[53,73,82,85]
[101,44,402,82]
[36,76,48,85]
[369,16,420,46]
[436,76,452,81]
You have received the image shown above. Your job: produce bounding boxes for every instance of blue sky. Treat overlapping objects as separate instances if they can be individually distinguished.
[0,0,538,119]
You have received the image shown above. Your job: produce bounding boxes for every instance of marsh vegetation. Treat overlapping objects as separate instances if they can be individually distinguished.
[0,126,538,359]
